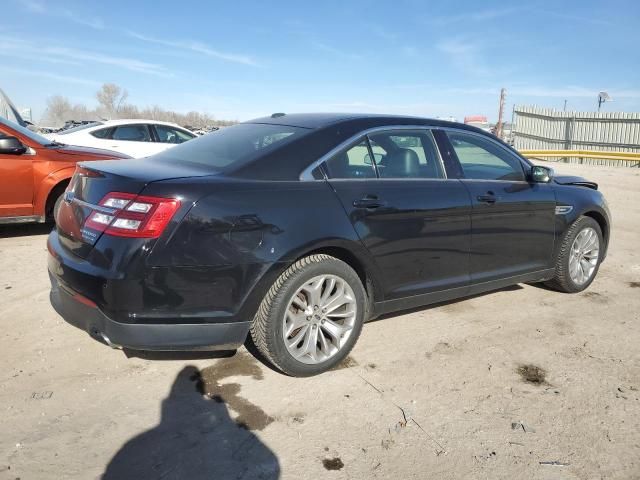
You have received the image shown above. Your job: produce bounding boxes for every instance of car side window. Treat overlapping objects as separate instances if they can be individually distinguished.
[90,127,113,139]
[368,131,444,179]
[324,139,376,179]
[155,125,195,144]
[112,124,152,142]
[446,131,525,181]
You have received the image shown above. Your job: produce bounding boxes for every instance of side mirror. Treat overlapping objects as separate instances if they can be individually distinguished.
[531,165,554,183]
[0,136,27,155]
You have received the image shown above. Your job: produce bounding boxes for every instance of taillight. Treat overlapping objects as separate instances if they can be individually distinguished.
[85,192,181,238]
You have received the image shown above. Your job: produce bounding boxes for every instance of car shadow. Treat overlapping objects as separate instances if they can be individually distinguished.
[0,223,52,239]
[101,365,280,480]
[369,284,525,322]
[123,349,238,361]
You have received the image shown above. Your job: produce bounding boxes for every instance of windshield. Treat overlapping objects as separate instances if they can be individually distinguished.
[57,122,103,134]
[0,115,52,145]
[153,123,308,170]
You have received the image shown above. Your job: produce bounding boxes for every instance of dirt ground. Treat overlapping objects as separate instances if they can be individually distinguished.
[1,161,639,480]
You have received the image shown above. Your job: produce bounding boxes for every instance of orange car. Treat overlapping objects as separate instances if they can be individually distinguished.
[0,116,129,224]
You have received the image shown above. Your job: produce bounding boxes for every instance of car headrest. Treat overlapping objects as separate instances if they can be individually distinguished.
[385,148,420,177]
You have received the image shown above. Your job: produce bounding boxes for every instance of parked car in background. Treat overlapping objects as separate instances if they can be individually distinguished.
[48,113,610,377]
[0,116,129,224]
[45,119,197,158]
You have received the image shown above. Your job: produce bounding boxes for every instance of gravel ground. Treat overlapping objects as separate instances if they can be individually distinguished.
[1,161,639,480]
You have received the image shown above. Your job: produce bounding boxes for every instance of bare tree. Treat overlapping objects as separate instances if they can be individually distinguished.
[43,96,72,127]
[39,84,237,129]
[96,83,128,118]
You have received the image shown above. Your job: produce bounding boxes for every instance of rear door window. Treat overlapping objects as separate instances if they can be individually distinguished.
[368,130,444,179]
[112,124,152,142]
[324,139,376,179]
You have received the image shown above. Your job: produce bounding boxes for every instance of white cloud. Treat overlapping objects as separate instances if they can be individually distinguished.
[311,42,364,60]
[437,38,492,77]
[128,31,259,67]
[16,0,45,13]
[3,66,101,86]
[0,35,168,76]
[429,7,521,26]
[15,0,104,29]
[43,46,167,75]
[364,24,398,42]
[59,10,104,29]
[532,9,614,27]
[448,86,640,99]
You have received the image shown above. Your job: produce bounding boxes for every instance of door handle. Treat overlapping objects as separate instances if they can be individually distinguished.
[477,193,497,204]
[353,196,386,209]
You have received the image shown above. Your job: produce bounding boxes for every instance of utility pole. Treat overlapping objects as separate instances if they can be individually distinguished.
[597,91,611,112]
[495,88,506,139]
[563,99,567,112]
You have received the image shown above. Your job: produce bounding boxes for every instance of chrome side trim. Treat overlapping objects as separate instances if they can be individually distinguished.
[72,198,117,215]
[299,124,527,181]
[299,125,447,181]
[555,205,574,215]
[300,125,437,182]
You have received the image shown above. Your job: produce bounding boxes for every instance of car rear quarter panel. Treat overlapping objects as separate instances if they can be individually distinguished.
[142,178,381,324]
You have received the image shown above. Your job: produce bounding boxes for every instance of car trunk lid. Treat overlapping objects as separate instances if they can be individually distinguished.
[56,158,215,258]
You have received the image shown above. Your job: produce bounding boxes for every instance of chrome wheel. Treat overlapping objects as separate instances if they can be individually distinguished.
[569,227,600,285]
[282,274,357,365]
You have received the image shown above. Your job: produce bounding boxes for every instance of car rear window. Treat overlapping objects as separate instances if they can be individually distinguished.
[153,123,308,170]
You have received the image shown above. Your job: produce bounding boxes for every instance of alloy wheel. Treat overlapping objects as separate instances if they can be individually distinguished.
[282,274,357,365]
[568,227,600,285]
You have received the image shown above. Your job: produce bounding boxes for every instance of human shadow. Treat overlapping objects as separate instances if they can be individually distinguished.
[0,223,52,238]
[102,365,280,480]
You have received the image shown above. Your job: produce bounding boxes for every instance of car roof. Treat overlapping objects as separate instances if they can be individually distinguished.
[228,112,508,181]
[245,112,477,131]
[100,119,184,128]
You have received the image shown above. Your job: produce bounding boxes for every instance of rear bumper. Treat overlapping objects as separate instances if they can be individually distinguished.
[49,272,250,351]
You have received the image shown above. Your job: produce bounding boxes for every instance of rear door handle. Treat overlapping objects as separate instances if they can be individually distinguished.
[477,194,497,204]
[353,196,386,209]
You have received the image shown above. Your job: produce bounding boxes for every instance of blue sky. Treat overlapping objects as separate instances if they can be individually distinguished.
[2,0,640,122]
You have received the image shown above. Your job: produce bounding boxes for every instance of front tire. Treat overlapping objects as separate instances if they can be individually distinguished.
[545,216,603,293]
[250,254,366,377]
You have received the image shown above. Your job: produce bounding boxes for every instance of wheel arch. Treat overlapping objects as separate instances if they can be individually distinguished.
[298,245,381,316]
[35,167,75,218]
[243,241,384,326]
[581,209,610,259]
[45,179,71,219]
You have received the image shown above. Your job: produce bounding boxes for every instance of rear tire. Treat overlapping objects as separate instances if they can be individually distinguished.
[545,216,603,293]
[250,254,366,377]
[51,193,64,223]
[47,182,69,223]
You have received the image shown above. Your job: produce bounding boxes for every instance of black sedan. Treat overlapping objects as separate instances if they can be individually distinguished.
[48,113,611,376]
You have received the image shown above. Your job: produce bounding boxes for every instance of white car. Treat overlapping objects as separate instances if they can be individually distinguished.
[45,119,197,158]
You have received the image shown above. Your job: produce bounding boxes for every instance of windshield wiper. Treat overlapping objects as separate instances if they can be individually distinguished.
[44,141,66,147]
